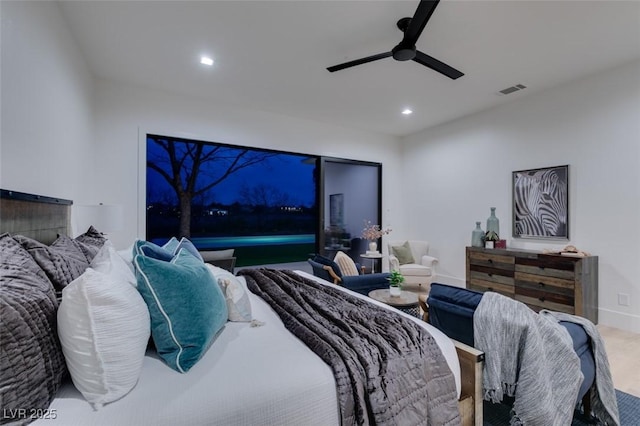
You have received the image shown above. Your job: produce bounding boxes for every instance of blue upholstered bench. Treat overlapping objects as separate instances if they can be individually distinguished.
[426,283,595,404]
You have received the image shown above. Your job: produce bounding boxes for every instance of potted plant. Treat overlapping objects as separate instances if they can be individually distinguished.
[388,270,405,296]
[484,230,499,249]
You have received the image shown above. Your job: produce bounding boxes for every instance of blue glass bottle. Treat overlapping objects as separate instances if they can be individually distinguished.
[486,207,499,237]
[471,222,484,247]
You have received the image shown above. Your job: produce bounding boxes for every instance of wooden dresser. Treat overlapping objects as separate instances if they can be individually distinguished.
[465,246,598,323]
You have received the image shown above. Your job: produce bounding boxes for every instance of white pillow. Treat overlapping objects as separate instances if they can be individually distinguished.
[116,243,135,275]
[58,244,150,409]
[334,251,359,276]
[205,264,252,322]
[92,241,137,287]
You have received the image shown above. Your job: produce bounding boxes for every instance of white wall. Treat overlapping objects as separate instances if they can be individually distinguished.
[0,1,94,201]
[324,161,380,238]
[402,60,640,333]
[91,79,404,250]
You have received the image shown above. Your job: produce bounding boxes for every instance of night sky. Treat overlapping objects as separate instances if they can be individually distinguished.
[146,137,317,207]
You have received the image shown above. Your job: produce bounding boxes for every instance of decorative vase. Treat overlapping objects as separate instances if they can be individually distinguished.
[471,222,484,247]
[486,207,500,237]
[389,285,401,297]
[368,241,378,253]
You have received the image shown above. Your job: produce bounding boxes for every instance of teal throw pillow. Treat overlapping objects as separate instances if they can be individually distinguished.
[134,249,228,373]
[162,237,180,254]
[139,242,174,262]
[172,237,203,261]
[133,238,203,262]
[392,241,415,265]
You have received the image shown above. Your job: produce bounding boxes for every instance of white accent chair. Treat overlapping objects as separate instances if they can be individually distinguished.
[387,240,438,295]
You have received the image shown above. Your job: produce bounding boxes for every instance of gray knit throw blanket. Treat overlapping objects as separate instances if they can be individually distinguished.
[473,292,581,425]
[540,310,620,425]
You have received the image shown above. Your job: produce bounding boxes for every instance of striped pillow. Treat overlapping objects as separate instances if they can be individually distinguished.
[334,251,359,276]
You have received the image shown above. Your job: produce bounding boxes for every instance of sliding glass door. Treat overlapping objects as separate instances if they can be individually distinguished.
[319,158,382,269]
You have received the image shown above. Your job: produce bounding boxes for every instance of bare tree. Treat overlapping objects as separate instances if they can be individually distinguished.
[239,183,292,230]
[239,183,291,209]
[147,138,277,237]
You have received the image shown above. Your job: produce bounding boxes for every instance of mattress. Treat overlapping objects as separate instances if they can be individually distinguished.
[35,272,459,425]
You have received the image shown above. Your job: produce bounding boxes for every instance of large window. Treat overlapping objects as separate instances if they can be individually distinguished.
[146,135,318,265]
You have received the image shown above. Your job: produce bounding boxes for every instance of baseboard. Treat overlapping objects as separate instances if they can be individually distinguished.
[598,308,640,334]
[433,274,466,288]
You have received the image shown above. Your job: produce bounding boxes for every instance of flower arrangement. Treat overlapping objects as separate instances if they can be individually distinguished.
[361,220,392,241]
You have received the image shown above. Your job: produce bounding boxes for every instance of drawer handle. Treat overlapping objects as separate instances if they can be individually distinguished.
[538,296,546,302]
[488,273,493,277]
[538,282,545,287]
[488,259,493,263]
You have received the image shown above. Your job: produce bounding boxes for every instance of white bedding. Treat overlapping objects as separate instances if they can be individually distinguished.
[36,271,460,425]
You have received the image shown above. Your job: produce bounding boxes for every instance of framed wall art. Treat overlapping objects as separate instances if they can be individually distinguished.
[329,193,344,227]
[512,165,569,240]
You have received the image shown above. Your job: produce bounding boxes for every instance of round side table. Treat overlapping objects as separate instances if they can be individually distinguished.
[360,252,383,273]
[368,289,420,317]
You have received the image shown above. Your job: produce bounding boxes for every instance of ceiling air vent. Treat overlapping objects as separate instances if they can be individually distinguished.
[498,84,527,95]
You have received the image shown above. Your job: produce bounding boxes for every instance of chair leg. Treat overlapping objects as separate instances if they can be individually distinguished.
[582,388,592,419]
[418,294,429,322]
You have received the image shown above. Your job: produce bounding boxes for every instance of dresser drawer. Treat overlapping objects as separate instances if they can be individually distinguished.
[514,271,574,292]
[469,280,514,297]
[515,263,575,281]
[515,294,575,314]
[468,251,515,271]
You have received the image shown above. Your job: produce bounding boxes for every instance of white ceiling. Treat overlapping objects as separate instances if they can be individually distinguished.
[58,0,640,137]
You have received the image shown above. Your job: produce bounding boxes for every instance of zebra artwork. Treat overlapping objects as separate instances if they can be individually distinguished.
[512,165,568,239]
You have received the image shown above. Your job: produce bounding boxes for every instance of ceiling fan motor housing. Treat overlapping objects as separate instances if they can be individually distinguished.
[392,44,416,61]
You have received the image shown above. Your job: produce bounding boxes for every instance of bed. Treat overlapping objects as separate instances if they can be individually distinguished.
[1,190,482,426]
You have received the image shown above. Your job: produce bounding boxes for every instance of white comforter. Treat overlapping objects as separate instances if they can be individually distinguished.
[36,271,459,426]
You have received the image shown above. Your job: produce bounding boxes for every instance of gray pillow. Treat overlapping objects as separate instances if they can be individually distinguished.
[391,241,415,265]
[200,248,235,262]
[75,226,107,262]
[0,234,67,420]
[14,234,90,293]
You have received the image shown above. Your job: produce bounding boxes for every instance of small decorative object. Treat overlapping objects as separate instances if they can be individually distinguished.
[471,222,484,247]
[495,239,507,249]
[387,270,404,297]
[486,207,500,236]
[484,231,499,249]
[361,220,391,254]
[512,165,569,239]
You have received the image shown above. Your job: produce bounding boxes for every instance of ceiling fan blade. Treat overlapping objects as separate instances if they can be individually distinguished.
[413,50,464,79]
[402,0,440,46]
[327,52,393,72]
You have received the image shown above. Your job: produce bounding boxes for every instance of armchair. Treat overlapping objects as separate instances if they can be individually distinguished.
[307,253,391,296]
[427,283,598,420]
[387,240,438,294]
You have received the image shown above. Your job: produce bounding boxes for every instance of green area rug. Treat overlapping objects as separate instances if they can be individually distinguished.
[483,389,639,425]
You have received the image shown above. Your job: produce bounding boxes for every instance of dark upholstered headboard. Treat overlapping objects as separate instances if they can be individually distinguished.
[0,189,72,244]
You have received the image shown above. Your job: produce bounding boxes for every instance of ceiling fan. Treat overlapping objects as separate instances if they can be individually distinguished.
[327,0,463,80]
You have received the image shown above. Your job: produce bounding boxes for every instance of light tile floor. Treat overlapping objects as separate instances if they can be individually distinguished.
[597,325,640,397]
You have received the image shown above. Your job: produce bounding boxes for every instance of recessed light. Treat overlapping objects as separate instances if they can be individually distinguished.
[402,109,413,115]
[200,56,214,66]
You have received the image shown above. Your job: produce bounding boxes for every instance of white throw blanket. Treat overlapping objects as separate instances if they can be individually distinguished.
[540,310,620,425]
[473,292,581,425]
